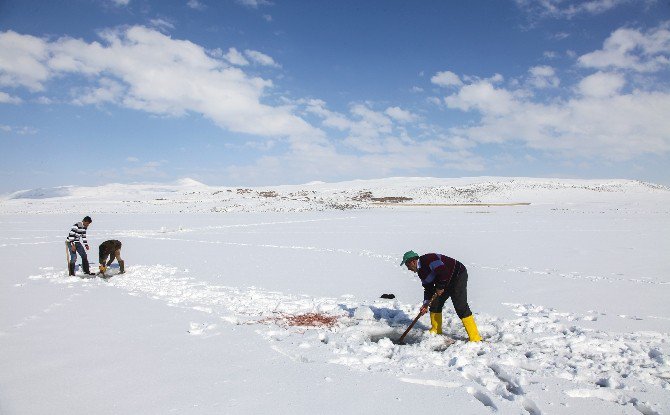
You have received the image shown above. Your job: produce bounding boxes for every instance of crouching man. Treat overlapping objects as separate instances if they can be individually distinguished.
[400,250,482,342]
[98,239,125,275]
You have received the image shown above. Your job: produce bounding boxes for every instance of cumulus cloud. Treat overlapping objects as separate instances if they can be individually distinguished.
[244,49,280,67]
[0,91,22,104]
[385,106,418,123]
[444,80,518,115]
[0,31,50,91]
[0,26,321,143]
[577,71,625,97]
[431,71,462,87]
[527,65,560,89]
[433,21,670,162]
[222,47,249,66]
[578,24,670,73]
[442,71,670,160]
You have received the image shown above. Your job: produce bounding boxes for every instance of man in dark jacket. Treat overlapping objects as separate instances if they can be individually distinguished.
[98,239,124,275]
[400,250,482,342]
[66,216,93,276]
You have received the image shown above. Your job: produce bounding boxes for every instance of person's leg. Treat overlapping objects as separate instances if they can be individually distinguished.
[428,290,450,334]
[450,268,472,319]
[67,242,77,276]
[450,267,481,342]
[76,243,92,275]
[69,243,78,264]
[115,249,125,273]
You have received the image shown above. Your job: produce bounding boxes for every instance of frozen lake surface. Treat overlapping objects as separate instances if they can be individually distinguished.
[1,177,669,414]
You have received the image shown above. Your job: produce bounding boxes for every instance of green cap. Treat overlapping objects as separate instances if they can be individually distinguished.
[400,250,419,266]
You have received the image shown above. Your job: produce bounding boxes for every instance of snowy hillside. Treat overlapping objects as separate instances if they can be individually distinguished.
[1,177,669,414]
[1,176,668,214]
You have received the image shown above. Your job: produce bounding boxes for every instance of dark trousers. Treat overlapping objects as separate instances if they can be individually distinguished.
[429,265,472,319]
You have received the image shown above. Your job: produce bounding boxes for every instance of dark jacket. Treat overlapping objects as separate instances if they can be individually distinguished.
[417,253,463,302]
[99,240,122,265]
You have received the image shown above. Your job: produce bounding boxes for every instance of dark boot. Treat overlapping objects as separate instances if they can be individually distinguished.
[119,260,125,274]
[68,262,75,276]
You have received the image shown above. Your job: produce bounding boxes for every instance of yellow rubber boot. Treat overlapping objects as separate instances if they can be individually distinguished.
[429,312,442,335]
[461,315,482,342]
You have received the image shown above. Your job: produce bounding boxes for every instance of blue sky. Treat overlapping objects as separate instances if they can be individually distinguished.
[1,0,669,192]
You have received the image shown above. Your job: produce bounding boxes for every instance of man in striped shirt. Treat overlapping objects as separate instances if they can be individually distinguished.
[400,250,482,342]
[66,216,93,276]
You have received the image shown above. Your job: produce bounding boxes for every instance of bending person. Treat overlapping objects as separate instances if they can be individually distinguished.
[400,250,482,342]
[98,239,125,275]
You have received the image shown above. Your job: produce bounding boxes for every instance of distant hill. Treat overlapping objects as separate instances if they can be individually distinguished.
[1,177,668,214]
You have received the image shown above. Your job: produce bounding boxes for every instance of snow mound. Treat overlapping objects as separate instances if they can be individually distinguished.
[2,177,668,214]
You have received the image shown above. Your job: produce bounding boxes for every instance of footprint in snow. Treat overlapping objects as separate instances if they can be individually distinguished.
[187,322,218,337]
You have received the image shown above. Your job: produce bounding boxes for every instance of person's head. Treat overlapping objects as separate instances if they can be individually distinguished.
[400,250,419,273]
[83,216,92,227]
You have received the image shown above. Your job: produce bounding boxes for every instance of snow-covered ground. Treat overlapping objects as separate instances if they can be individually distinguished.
[1,177,669,414]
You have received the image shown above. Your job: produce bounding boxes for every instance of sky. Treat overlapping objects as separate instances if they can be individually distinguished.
[1,0,669,192]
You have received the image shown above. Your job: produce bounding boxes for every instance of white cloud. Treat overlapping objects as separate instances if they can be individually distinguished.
[35,96,52,104]
[528,65,560,88]
[71,78,125,106]
[516,0,634,19]
[223,47,249,66]
[187,0,206,10]
[263,14,273,22]
[237,0,271,8]
[444,80,517,115]
[0,31,50,91]
[0,91,22,104]
[431,71,462,87]
[578,24,670,73]
[0,124,37,135]
[577,71,625,97]
[149,18,175,32]
[111,0,131,6]
[443,69,670,160]
[244,49,280,67]
[384,106,418,123]
[0,26,321,143]
[126,156,139,162]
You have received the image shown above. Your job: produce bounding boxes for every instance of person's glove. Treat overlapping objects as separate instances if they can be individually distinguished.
[85,244,89,251]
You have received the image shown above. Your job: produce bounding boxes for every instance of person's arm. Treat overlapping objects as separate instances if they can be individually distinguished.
[419,284,435,315]
[82,228,89,250]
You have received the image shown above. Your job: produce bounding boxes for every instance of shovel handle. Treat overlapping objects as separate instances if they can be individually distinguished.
[398,293,439,344]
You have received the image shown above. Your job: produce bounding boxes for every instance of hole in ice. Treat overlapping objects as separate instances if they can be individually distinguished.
[368,329,423,345]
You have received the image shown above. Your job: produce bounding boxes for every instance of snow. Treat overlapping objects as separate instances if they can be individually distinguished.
[1,177,669,414]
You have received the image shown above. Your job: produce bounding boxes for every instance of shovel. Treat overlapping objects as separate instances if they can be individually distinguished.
[396,293,439,345]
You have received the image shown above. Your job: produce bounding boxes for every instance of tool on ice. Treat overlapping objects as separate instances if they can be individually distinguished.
[396,293,438,345]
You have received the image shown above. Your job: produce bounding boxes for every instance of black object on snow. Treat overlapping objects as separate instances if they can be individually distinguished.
[380,293,395,299]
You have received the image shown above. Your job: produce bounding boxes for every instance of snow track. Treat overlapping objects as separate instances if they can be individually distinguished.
[30,265,670,414]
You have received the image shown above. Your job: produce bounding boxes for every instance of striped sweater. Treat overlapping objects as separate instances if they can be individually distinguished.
[417,253,463,303]
[66,222,88,246]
